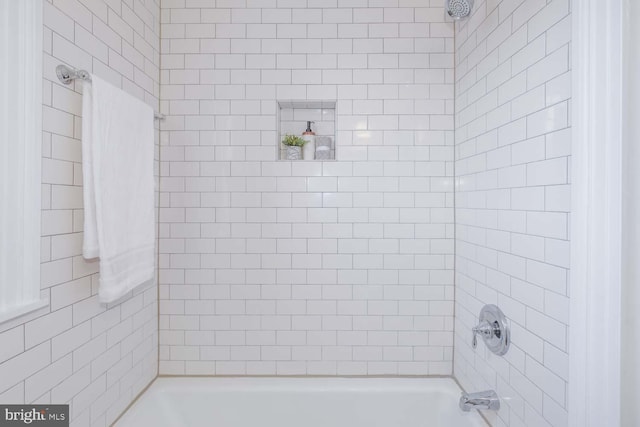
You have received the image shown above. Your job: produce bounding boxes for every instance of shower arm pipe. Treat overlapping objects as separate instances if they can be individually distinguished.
[55,64,165,121]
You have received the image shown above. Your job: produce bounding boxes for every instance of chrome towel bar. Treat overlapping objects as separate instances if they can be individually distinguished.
[55,64,165,120]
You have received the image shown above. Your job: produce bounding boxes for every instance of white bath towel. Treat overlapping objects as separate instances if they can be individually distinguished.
[81,74,155,303]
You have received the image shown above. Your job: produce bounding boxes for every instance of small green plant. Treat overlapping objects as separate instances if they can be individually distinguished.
[282,134,306,147]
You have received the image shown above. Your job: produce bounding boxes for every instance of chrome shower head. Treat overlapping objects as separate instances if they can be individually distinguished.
[446,0,474,20]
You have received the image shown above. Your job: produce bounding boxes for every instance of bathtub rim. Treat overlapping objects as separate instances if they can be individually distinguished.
[110,375,490,427]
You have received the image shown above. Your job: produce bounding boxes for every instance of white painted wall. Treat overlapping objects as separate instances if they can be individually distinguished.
[454,0,571,426]
[622,0,640,423]
[158,1,457,376]
[0,1,160,426]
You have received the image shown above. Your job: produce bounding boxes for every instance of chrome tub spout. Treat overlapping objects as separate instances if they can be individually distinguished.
[459,390,500,412]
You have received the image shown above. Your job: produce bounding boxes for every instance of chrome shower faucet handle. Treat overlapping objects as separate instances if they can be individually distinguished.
[471,305,510,356]
[471,321,494,349]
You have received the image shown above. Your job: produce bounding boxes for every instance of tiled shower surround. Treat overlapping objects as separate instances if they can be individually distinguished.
[158,1,456,376]
[0,1,575,426]
[454,0,571,426]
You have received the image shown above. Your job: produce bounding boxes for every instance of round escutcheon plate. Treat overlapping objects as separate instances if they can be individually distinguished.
[478,304,510,356]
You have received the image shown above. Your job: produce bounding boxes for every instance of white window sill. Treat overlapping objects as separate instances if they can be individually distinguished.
[0,299,49,325]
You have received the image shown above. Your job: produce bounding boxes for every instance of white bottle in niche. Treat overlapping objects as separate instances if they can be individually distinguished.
[302,121,316,161]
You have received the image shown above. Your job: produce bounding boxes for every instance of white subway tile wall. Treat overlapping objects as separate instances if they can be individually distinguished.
[159,1,456,376]
[0,1,160,426]
[0,0,575,424]
[454,0,570,426]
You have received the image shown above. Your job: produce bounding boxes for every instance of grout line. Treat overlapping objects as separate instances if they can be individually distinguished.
[108,376,158,427]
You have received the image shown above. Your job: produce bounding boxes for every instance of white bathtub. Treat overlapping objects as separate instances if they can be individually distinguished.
[114,377,487,427]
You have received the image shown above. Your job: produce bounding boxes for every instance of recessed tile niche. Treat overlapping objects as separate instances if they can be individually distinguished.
[277,100,336,161]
